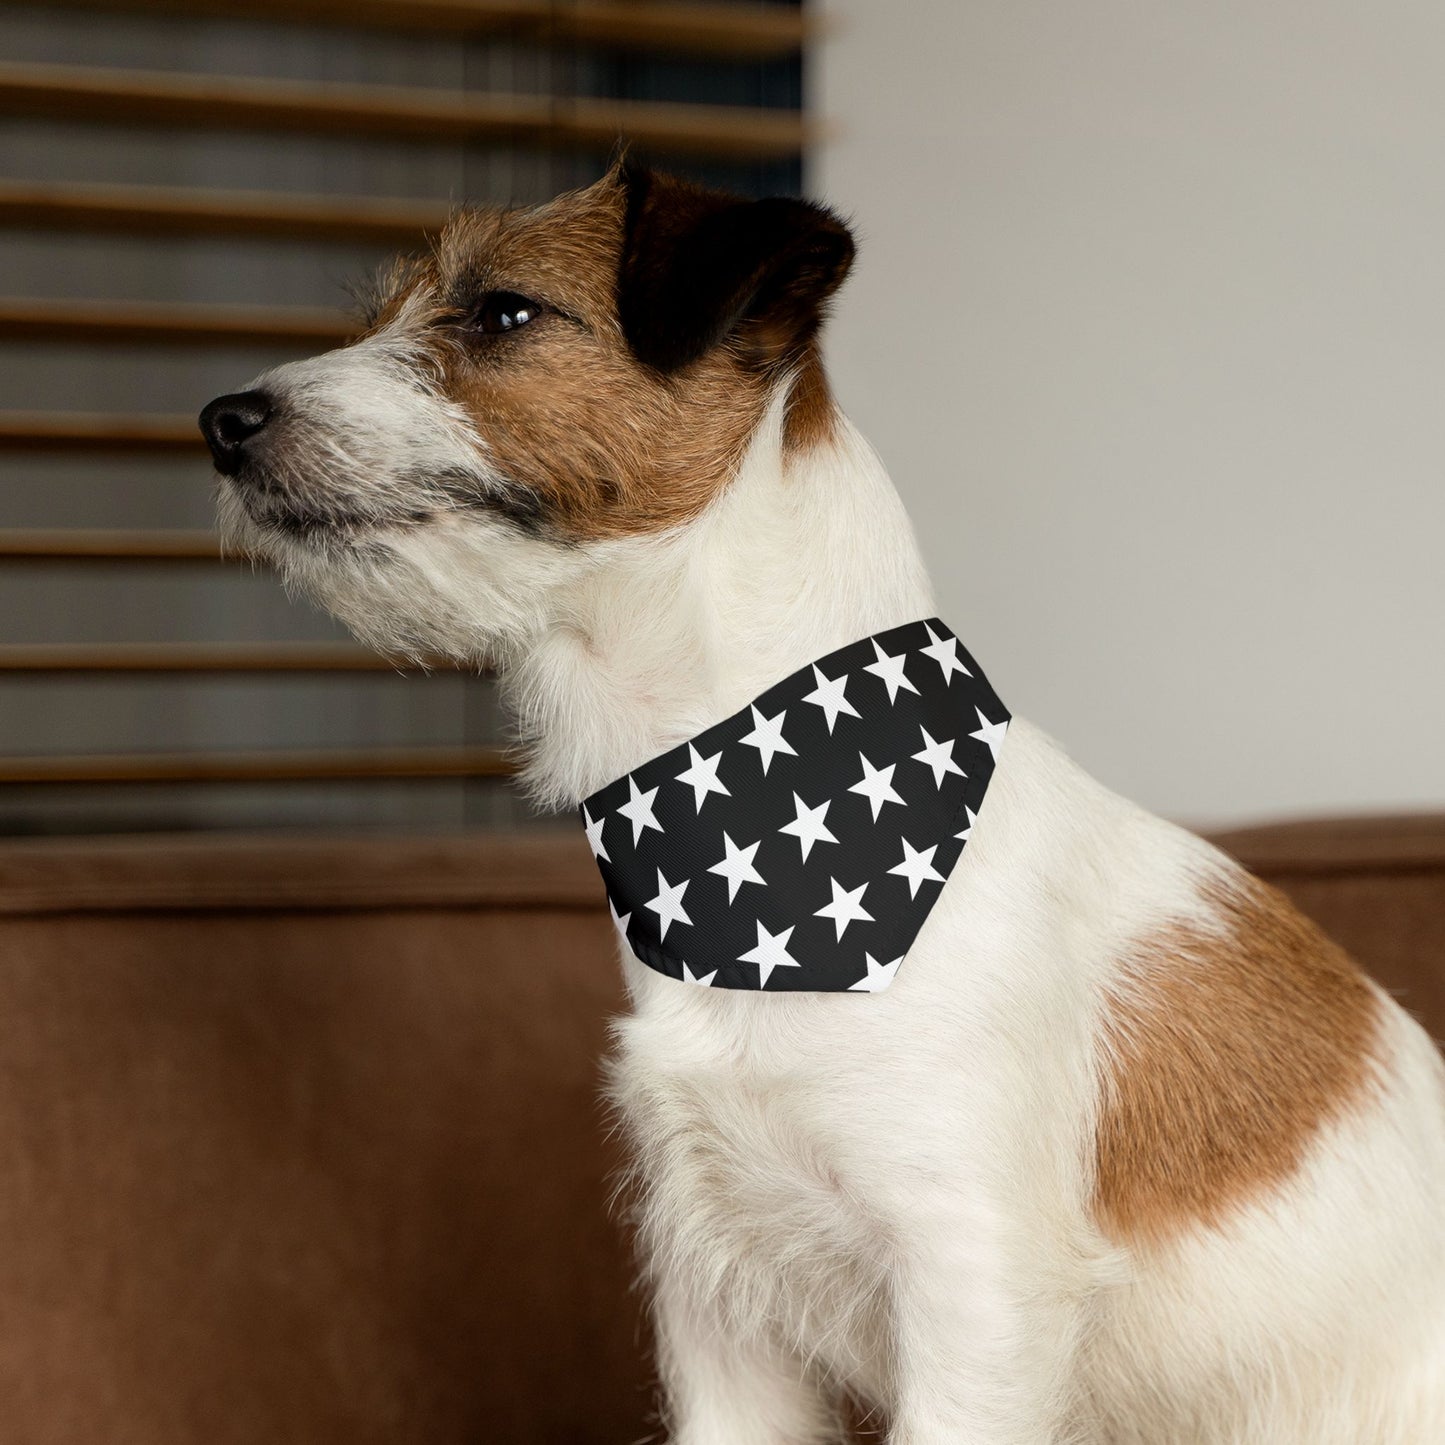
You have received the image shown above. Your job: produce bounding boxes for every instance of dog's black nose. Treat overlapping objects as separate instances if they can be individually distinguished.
[199,390,273,475]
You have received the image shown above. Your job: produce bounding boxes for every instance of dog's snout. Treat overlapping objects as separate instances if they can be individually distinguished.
[200,390,274,475]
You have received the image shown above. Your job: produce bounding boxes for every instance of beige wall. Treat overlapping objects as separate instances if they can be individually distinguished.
[813,0,1445,826]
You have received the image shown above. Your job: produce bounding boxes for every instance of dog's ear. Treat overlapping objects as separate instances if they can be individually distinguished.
[616,162,855,374]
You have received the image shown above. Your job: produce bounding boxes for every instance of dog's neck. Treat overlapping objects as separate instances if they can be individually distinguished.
[506,390,937,809]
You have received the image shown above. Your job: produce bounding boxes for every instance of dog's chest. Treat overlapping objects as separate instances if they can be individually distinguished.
[611,1002,893,1387]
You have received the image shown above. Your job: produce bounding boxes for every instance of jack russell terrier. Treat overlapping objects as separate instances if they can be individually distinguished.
[200,162,1445,1444]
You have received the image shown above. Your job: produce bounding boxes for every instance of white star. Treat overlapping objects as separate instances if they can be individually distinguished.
[778,792,838,861]
[738,704,797,775]
[888,838,946,898]
[919,623,972,683]
[581,802,609,863]
[739,921,802,988]
[801,664,860,734]
[708,832,766,903]
[912,726,966,788]
[849,753,905,821]
[863,638,919,703]
[675,743,730,812]
[609,897,631,936]
[644,869,692,941]
[956,806,979,843]
[617,776,663,845]
[848,953,904,993]
[969,707,1009,762]
[681,962,718,987]
[815,877,874,940]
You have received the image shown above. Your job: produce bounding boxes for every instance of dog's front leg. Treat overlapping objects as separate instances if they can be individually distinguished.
[653,1274,841,1445]
[885,1196,1090,1445]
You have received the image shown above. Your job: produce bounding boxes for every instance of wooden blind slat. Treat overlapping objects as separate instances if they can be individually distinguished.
[0,297,353,348]
[0,413,203,452]
[0,745,513,784]
[0,643,420,673]
[28,0,811,59]
[546,0,811,58]
[0,62,813,161]
[0,529,222,561]
[0,180,448,245]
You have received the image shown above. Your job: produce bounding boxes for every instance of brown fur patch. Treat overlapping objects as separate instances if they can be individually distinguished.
[782,344,840,457]
[363,170,848,541]
[1093,872,1383,1246]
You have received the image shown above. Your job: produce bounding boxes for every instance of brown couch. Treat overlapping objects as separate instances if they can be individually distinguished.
[0,816,1440,1444]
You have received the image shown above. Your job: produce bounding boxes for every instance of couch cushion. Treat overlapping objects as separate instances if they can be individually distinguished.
[0,831,647,1445]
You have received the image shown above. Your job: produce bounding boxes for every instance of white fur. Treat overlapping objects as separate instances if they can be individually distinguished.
[221,350,1445,1443]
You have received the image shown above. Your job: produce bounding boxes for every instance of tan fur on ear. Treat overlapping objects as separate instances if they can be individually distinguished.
[781,344,840,457]
[1094,873,1383,1247]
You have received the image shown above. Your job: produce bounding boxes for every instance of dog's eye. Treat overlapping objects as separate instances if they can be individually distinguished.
[471,291,544,335]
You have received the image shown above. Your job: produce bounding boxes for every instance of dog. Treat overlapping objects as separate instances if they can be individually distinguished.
[200,162,1445,1444]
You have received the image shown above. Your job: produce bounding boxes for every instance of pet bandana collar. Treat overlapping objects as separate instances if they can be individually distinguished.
[579,618,1009,992]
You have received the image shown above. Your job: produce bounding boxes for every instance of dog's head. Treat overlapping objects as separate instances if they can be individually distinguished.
[200,163,854,661]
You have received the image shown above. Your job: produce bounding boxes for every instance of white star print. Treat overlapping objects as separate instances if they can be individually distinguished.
[739,921,802,987]
[888,838,946,898]
[616,776,663,845]
[815,877,874,940]
[644,869,692,941]
[801,664,860,733]
[675,743,730,812]
[849,753,905,821]
[848,953,903,992]
[919,623,971,683]
[969,707,1009,761]
[738,704,797,774]
[778,793,838,861]
[912,726,966,788]
[581,803,609,863]
[575,619,1009,995]
[863,637,919,703]
[609,897,630,936]
[708,832,766,903]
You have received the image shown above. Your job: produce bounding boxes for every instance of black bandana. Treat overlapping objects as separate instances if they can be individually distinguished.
[579,619,1009,992]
